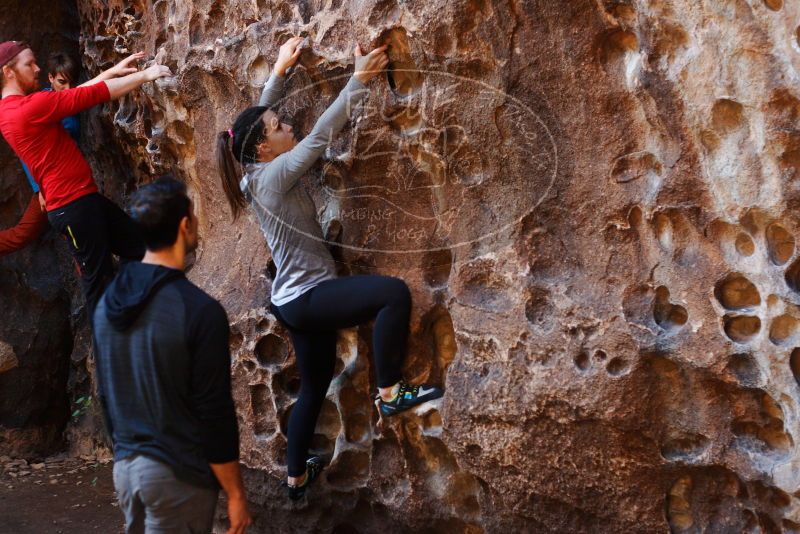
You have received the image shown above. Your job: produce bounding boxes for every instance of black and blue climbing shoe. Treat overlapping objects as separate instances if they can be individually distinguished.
[376,380,444,418]
[285,456,324,501]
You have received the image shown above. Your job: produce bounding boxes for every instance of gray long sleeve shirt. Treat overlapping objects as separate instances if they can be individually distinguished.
[241,72,368,306]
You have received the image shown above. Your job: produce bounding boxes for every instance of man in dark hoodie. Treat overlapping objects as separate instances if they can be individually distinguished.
[93,177,251,534]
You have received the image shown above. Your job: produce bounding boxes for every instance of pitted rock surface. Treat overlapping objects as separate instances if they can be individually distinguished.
[6,0,800,531]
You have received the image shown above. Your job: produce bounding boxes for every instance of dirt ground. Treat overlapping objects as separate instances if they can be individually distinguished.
[0,455,123,534]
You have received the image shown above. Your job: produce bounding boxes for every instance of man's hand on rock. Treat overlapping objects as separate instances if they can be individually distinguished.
[274,36,305,76]
[143,64,172,82]
[107,52,145,78]
[354,44,389,84]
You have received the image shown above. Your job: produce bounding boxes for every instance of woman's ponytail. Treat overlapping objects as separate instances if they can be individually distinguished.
[216,129,246,220]
[216,105,270,221]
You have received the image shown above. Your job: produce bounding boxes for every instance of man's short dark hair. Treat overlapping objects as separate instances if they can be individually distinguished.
[129,176,191,251]
[46,52,79,85]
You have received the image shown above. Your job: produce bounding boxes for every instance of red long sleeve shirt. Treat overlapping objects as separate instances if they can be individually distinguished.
[0,82,111,210]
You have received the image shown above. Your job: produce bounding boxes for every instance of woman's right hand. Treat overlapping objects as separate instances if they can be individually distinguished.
[354,44,389,84]
[275,36,305,76]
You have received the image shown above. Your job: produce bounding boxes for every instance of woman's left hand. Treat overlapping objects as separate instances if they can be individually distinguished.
[275,36,305,76]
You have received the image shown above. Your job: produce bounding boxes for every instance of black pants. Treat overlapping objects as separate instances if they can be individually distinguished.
[272,275,410,476]
[48,193,145,316]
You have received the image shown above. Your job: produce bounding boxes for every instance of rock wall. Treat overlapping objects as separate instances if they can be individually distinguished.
[0,0,78,458]
[44,0,800,531]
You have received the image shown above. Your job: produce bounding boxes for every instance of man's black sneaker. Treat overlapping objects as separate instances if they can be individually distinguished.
[376,381,444,418]
[285,456,324,501]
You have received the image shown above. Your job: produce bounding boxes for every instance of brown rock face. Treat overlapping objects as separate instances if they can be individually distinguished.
[6,0,800,531]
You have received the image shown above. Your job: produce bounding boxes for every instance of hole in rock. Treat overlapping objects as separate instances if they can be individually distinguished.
[606,357,630,377]
[272,364,300,398]
[790,348,800,388]
[594,349,607,361]
[189,13,203,46]
[325,219,343,244]
[381,27,423,97]
[597,29,638,65]
[714,273,760,310]
[444,471,483,518]
[465,444,482,456]
[660,433,710,461]
[667,475,694,532]
[651,22,689,64]
[764,0,782,11]
[609,151,662,183]
[731,419,792,454]
[315,398,342,442]
[525,286,556,333]
[229,331,243,353]
[785,256,800,293]
[344,411,370,443]
[421,409,442,433]
[765,223,795,265]
[732,393,792,453]
[309,432,336,457]
[723,315,761,343]
[255,333,288,367]
[628,206,643,227]
[653,212,672,250]
[768,314,798,346]
[155,30,167,50]
[422,305,457,373]
[327,449,370,487]
[711,98,745,134]
[242,360,256,373]
[574,352,590,371]
[653,286,688,331]
[735,232,755,257]
[247,56,270,87]
[725,353,760,386]
[250,384,276,436]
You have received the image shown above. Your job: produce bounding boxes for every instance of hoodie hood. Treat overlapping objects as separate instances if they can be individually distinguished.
[103,262,184,330]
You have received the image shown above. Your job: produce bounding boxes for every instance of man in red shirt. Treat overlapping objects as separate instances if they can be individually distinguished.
[0,41,171,315]
[0,51,144,258]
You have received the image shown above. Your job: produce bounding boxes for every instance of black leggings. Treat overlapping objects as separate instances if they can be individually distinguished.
[272,275,410,476]
[48,193,145,316]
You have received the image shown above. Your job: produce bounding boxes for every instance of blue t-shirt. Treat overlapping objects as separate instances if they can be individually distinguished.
[20,88,81,193]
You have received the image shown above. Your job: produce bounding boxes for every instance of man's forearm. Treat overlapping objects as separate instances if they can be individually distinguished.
[104,71,149,100]
[78,71,112,89]
[210,461,247,498]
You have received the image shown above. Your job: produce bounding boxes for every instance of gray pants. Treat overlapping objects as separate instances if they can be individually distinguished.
[113,455,218,534]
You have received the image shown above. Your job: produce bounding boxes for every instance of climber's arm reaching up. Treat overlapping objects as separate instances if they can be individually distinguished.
[258,36,305,107]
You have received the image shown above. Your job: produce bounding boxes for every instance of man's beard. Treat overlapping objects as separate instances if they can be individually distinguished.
[21,75,39,95]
